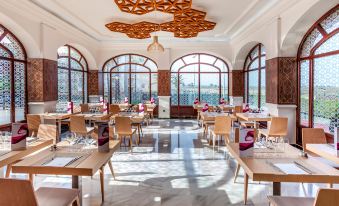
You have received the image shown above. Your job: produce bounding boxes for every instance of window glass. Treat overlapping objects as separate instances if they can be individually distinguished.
[104,54,158,104]
[171,54,229,106]
[0,25,26,125]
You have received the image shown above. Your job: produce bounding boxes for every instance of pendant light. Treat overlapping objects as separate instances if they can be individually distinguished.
[147,35,164,52]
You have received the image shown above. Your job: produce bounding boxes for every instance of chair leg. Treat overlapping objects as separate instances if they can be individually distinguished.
[234,163,240,183]
[73,197,80,206]
[108,160,116,180]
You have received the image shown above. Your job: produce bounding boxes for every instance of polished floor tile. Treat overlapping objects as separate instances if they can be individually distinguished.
[1,119,333,206]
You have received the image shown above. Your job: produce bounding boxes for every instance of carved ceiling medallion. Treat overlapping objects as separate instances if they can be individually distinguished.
[107,0,216,39]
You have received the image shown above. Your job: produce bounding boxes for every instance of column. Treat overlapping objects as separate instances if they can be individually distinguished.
[229,70,244,106]
[266,57,297,143]
[158,70,171,118]
[27,58,58,113]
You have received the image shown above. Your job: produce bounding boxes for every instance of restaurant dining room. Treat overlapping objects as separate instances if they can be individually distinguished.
[0,0,339,205]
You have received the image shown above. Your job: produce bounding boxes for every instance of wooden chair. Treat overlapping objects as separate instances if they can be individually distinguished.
[0,178,80,206]
[70,115,94,138]
[80,104,89,113]
[143,104,151,125]
[302,128,327,153]
[258,117,288,140]
[209,116,232,150]
[146,104,155,119]
[208,106,214,112]
[109,104,120,115]
[115,116,138,151]
[200,112,214,136]
[268,188,339,206]
[27,114,41,137]
[37,124,58,144]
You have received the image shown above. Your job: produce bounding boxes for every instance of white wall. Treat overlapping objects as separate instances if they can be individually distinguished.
[97,41,233,71]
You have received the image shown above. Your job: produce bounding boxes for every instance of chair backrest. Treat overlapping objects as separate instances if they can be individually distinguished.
[208,106,214,112]
[27,114,41,137]
[37,124,58,143]
[314,188,339,206]
[109,104,120,115]
[70,115,87,134]
[115,116,132,134]
[234,106,242,114]
[80,104,89,113]
[302,128,326,152]
[214,116,232,133]
[0,178,38,206]
[268,117,288,136]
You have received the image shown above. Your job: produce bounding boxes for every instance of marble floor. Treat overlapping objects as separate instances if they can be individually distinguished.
[0,119,333,206]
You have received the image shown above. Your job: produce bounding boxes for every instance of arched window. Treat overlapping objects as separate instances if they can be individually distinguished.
[0,24,27,126]
[57,45,88,109]
[171,53,229,106]
[244,44,266,109]
[298,6,339,134]
[103,54,158,104]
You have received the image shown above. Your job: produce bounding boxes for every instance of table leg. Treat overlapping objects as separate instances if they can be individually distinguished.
[72,176,82,205]
[108,160,116,180]
[244,173,249,205]
[5,163,12,178]
[99,166,105,202]
[273,182,281,196]
[29,173,34,183]
[57,120,62,142]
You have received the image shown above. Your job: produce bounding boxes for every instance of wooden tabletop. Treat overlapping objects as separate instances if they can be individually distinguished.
[12,140,120,176]
[236,113,272,122]
[228,143,339,183]
[82,113,111,121]
[306,144,339,164]
[41,113,73,120]
[0,139,53,168]
[201,112,237,121]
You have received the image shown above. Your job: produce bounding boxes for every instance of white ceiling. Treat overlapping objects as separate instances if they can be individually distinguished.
[30,0,279,42]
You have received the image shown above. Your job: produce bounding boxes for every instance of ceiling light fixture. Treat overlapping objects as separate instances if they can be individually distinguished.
[147,35,164,53]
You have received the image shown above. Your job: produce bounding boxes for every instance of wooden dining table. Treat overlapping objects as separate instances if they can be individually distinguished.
[12,140,120,205]
[0,138,53,177]
[236,112,272,129]
[82,113,111,125]
[41,113,74,138]
[306,144,339,164]
[227,143,339,204]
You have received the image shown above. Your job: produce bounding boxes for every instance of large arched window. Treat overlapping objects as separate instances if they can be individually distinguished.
[103,54,158,104]
[171,53,229,106]
[57,45,88,109]
[0,24,27,126]
[244,44,266,109]
[298,6,339,134]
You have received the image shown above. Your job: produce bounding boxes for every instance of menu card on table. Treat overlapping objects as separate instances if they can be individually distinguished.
[272,163,309,175]
[335,127,339,156]
[98,124,110,153]
[239,128,255,157]
[11,123,28,151]
[44,157,77,167]
[67,102,73,114]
